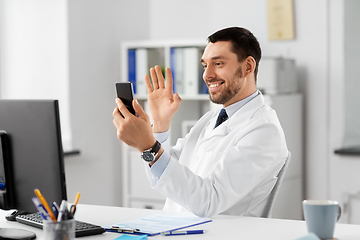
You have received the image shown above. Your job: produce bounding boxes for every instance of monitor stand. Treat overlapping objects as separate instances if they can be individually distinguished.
[0,228,36,240]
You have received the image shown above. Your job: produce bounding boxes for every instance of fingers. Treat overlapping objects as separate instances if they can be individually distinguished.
[147,65,175,92]
[132,99,149,122]
[114,98,149,123]
[165,68,174,91]
[145,74,153,93]
[114,98,131,119]
[173,93,182,111]
[155,65,165,89]
[149,67,158,90]
[112,106,123,136]
[112,108,121,127]
[174,93,182,103]
[149,65,165,90]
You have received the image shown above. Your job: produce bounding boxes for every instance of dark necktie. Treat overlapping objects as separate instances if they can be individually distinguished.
[214,109,228,128]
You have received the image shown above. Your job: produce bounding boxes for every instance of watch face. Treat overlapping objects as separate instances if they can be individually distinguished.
[141,151,154,162]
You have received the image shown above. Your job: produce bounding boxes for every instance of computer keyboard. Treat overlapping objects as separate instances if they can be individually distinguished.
[15,212,105,238]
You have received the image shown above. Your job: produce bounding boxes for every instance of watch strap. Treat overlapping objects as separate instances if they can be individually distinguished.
[150,140,161,155]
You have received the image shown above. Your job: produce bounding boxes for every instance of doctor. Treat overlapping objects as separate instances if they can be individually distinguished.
[113,27,288,218]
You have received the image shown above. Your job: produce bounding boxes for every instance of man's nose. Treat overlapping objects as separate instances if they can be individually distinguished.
[203,66,215,81]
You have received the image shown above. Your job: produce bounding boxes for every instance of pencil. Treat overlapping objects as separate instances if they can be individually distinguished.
[74,192,81,206]
[34,188,57,221]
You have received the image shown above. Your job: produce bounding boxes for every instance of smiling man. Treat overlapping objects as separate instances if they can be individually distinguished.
[113,27,289,218]
[201,39,257,107]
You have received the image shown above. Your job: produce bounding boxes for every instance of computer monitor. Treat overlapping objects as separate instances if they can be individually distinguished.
[0,100,67,216]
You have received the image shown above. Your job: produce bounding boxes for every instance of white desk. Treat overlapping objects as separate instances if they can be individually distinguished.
[1,204,360,239]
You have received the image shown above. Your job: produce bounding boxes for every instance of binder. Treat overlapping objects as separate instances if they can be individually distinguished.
[183,47,199,96]
[135,48,148,97]
[170,47,184,94]
[128,49,136,94]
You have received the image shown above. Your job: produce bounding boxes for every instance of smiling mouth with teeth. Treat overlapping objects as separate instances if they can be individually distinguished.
[208,82,224,92]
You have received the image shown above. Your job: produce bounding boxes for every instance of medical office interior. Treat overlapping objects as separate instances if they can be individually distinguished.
[0,0,359,223]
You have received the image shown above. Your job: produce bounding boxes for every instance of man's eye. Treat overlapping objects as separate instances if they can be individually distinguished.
[215,62,222,66]
[202,65,207,69]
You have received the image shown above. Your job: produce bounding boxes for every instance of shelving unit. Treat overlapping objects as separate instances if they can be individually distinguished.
[119,40,303,220]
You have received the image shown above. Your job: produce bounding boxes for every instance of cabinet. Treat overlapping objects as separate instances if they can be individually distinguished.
[265,94,304,220]
[120,40,303,219]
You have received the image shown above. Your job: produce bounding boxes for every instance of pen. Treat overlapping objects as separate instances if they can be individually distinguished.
[162,230,207,236]
[57,199,68,222]
[31,197,49,220]
[106,225,140,233]
[52,201,60,219]
[34,189,57,221]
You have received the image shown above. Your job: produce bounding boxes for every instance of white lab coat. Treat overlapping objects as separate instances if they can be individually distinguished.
[145,93,288,218]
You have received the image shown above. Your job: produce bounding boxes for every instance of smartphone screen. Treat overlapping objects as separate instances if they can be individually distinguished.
[115,82,136,115]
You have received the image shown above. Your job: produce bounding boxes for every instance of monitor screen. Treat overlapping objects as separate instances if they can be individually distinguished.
[0,100,67,213]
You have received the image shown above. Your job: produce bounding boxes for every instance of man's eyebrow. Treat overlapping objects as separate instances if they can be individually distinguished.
[200,55,226,63]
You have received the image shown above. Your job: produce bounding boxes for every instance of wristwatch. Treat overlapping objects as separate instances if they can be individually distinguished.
[141,141,161,162]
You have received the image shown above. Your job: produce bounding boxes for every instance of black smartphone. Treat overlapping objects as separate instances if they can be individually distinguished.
[115,82,136,115]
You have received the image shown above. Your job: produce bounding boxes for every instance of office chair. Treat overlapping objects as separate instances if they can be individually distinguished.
[261,152,291,218]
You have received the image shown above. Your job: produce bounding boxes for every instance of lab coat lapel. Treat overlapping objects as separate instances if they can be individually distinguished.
[200,93,265,141]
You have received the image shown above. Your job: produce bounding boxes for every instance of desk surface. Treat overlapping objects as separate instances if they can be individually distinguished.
[1,204,360,239]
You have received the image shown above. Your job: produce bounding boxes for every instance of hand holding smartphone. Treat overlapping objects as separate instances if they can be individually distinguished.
[115,82,136,115]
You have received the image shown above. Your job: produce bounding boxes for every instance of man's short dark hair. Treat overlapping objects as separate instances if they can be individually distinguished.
[207,27,262,81]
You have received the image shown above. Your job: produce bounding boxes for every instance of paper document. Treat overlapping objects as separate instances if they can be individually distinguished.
[105,213,212,236]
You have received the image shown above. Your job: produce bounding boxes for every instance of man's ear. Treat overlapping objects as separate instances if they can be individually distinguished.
[244,56,256,76]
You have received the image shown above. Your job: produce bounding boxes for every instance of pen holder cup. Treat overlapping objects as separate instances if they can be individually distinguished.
[43,219,75,240]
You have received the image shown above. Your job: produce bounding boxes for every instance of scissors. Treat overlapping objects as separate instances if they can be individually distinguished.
[70,204,77,215]
[70,192,80,215]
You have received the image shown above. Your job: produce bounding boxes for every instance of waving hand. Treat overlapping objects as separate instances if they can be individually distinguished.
[145,65,182,133]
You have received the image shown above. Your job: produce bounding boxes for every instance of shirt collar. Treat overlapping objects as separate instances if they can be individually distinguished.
[224,90,260,118]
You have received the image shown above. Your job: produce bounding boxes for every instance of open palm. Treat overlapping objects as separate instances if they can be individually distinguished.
[145,65,182,133]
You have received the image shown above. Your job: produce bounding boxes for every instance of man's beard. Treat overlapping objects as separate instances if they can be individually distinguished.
[209,66,243,105]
